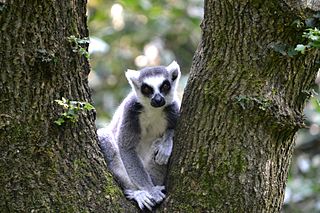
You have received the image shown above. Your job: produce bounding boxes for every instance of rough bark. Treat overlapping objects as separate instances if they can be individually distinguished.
[164,0,319,212]
[0,1,132,211]
[2,0,319,212]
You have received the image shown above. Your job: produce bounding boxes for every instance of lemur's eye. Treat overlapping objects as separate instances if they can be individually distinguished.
[160,80,171,94]
[141,84,154,96]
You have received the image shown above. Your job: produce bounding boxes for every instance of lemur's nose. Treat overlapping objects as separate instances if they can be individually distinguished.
[151,94,165,108]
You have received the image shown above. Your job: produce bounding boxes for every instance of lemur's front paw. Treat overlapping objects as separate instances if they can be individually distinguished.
[154,143,172,165]
[124,189,155,211]
[150,185,166,203]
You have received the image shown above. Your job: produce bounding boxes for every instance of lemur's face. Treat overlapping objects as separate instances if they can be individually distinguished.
[125,61,181,108]
[140,76,172,108]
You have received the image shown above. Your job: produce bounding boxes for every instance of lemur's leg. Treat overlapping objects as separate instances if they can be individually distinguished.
[146,159,167,186]
[98,128,162,210]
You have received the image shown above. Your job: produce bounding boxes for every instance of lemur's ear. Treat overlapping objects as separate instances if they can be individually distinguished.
[125,69,140,88]
[166,61,181,82]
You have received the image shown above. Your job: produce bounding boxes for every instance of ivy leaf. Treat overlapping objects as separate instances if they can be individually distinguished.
[295,44,306,54]
[54,118,65,126]
[54,98,95,125]
[83,103,95,110]
[77,37,90,44]
[310,35,320,41]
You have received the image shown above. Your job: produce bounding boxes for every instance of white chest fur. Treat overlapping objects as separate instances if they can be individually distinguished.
[140,108,167,143]
[136,108,167,163]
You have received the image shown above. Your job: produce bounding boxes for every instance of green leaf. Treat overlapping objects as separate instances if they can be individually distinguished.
[310,35,320,41]
[54,118,65,126]
[77,37,90,44]
[84,103,95,110]
[295,44,306,54]
[55,98,94,125]
[55,99,63,105]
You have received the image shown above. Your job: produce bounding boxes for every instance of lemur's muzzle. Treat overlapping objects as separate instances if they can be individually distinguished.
[151,94,165,108]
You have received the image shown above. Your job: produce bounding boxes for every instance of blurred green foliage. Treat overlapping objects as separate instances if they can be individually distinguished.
[294,12,320,54]
[87,0,202,125]
[284,88,320,212]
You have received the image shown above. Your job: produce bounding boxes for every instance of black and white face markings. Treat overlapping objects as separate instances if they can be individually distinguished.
[160,80,171,95]
[141,76,172,108]
[140,83,154,97]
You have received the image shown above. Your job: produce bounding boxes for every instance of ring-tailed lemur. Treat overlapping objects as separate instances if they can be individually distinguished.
[97,61,181,210]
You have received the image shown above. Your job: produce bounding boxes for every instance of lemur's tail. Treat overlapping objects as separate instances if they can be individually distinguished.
[97,128,117,165]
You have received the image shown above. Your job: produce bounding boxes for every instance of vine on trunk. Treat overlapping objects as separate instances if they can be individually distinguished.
[54,97,95,126]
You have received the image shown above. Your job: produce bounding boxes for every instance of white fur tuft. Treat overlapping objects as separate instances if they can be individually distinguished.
[125,69,139,82]
[166,61,181,82]
[125,69,140,92]
[166,61,180,72]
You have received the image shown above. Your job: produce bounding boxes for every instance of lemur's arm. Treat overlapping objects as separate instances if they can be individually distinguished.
[117,100,154,190]
[118,136,154,190]
[118,129,166,209]
[154,102,179,165]
[118,127,166,203]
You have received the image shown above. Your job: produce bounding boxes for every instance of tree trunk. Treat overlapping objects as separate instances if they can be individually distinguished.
[0,1,132,211]
[164,0,319,212]
[2,1,319,212]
